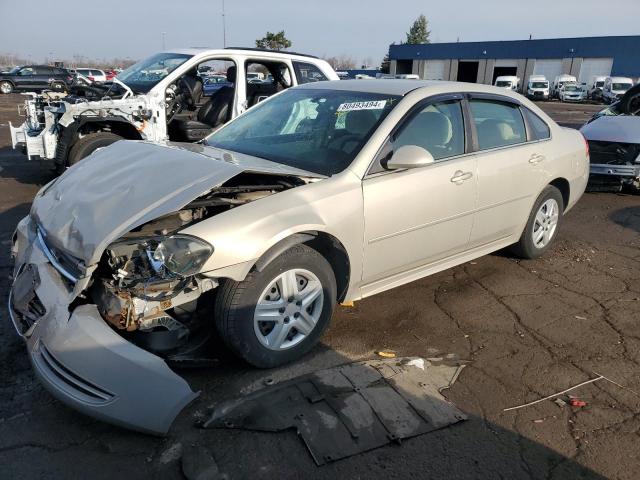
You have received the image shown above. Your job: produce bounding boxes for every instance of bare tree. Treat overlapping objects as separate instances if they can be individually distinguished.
[361,57,374,69]
[322,54,357,70]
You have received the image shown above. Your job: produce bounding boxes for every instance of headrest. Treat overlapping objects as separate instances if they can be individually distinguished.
[344,110,377,135]
[401,111,452,147]
[226,66,236,83]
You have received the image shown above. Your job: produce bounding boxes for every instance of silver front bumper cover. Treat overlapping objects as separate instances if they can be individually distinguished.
[9,217,199,435]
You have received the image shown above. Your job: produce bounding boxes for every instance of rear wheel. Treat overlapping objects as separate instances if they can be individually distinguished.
[0,81,13,94]
[67,132,123,166]
[510,185,564,259]
[214,244,336,368]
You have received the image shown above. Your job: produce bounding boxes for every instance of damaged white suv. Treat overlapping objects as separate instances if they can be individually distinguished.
[9,48,337,171]
[10,80,588,434]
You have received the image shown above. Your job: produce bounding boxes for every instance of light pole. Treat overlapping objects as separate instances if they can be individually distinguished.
[222,0,226,47]
[162,32,166,50]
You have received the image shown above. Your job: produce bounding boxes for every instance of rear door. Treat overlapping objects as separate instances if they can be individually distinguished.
[467,95,550,246]
[362,95,477,287]
[34,66,54,89]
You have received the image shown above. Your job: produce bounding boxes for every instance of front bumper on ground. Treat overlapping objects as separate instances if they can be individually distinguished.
[9,217,199,435]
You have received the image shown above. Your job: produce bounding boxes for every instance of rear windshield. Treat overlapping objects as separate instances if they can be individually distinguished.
[206,88,400,176]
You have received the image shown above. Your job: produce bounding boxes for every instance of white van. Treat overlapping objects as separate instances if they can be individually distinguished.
[526,75,549,100]
[587,76,607,100]
[601,76,634,104]
[552,74,577,98]
[495,75,520,91]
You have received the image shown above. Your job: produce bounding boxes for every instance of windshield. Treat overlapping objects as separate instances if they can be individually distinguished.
[531,82,548,88]
[117,52,192,93]
[612,83,632,91]
[496,81,511,87]
[205,88,400,176]
[564,85,579,92]
[596,81,604,87]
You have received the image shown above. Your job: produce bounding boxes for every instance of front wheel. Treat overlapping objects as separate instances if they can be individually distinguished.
[51,82,66,92]
[214,244,337,368]
[67,132,123,167]
[0,81,13,94]
[510,185,564,259]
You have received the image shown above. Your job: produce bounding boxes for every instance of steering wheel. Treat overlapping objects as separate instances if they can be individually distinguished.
[165,84,182,122]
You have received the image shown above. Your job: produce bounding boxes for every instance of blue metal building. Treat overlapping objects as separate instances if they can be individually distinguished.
[388,35,640,86]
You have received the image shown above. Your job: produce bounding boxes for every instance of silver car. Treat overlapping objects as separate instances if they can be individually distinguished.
[10,80,589,434]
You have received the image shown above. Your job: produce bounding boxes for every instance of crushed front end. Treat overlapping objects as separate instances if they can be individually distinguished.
[9,93,63,160]
[8,140,313,434]
[9,217,199,435]
[581,112,640,193]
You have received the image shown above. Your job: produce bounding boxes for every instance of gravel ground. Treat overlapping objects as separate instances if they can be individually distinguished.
[0,94,638,479]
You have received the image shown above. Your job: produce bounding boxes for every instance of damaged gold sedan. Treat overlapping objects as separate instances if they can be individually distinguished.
[10,80,588,434]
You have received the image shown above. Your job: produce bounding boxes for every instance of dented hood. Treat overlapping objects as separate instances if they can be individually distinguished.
[581,116,640,143]
[31,140,319,265]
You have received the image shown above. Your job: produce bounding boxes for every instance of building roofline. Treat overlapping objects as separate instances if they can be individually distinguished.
[389,34,640,49]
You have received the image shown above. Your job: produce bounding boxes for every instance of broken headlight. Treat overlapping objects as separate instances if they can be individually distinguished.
[148,235,213,277]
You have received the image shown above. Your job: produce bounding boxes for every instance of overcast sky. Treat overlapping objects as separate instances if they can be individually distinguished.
[1,0,638,65]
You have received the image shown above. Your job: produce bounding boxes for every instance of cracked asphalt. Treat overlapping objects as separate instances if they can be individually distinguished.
[1,94,638,479]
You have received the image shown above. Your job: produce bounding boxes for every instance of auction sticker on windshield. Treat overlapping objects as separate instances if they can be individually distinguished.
[337,100,387,112]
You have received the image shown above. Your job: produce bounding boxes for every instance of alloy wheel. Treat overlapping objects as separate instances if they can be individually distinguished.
[532,198,559,249]
[253,268,324,350]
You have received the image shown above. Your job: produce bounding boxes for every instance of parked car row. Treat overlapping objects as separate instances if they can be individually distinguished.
[0,65,124,94]
[491,73,636,104]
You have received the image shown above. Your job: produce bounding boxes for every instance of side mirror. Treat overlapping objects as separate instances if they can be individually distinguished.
[385,145,435,170]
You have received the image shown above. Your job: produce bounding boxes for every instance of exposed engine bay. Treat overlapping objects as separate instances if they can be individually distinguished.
[587,141,640,191]
[88,172,306,358]
[581,84,640,192]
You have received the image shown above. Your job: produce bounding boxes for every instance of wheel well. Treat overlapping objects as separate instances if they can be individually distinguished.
[78,120,143,140]
[1,79,15,86]
[304,232,350,303]
[549,178,570,211]
[253,231,351,303]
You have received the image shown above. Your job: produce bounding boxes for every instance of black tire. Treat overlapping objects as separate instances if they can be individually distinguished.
[0,81,13,94]
[67,132,122,166]
[51,82,66,92]
[510,185,564,260]
[214,244,337,368]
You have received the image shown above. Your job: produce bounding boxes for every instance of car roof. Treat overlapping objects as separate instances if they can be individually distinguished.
[295,79,528,99]
[164,48,322,61]
[607,76,633,81]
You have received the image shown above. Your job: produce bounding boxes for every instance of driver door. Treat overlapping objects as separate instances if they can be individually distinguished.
[361,97,477,290]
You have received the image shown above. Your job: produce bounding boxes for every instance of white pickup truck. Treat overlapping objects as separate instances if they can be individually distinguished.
[10,48,338,172]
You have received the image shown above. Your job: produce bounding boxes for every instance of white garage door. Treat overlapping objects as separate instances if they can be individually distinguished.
[579,58,613,85]
[423,60,446,80]
[533,59,563,82]
[494,59,518,67]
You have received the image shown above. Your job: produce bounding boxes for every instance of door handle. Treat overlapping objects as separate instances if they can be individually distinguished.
[450,170,473,184]
[529,153,545,164]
